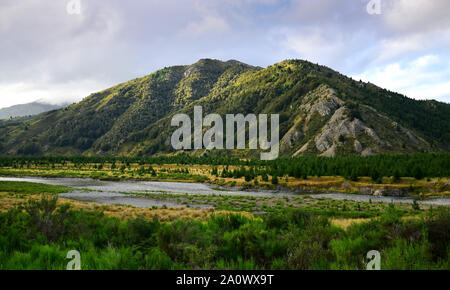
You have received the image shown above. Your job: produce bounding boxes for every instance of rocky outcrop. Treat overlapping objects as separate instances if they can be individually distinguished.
[300,85,344,117]
[184,66,199,78]
[373,189,384,196]
[354,140,362,153]
[280,124,304,151]
[361,148,373,156]
[293,142,310,156]
[281,84,431,157]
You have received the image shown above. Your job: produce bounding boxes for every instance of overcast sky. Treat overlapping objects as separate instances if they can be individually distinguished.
[0,0,449,109]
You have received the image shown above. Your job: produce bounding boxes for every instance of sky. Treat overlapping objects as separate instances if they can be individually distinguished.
[0,0,449,109]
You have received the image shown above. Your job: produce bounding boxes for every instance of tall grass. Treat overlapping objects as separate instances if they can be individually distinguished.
[0,196,448,270]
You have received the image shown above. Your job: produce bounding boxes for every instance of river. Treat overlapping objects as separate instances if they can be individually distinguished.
[1,176,449,208]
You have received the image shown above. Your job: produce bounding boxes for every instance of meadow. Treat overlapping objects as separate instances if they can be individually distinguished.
[0,180,448,270]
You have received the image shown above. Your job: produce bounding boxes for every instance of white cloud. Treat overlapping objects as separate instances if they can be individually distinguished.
[1,0,450,107]
[369,0,450,64]
[353,55,450,102]
[277,27,347,67]
[383,0,450,34]
[0,79,112,109]
[182,15,230,37]
[411,55,439,67]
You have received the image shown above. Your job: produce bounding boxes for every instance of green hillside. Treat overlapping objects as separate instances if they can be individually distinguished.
[0,59,449,157]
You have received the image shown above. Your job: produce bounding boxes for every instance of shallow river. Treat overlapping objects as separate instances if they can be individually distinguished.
[1,176,449,208]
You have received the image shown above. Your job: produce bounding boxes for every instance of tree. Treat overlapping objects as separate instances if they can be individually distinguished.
[370,169,380,182]
[393,168,401,183]
[350,169,359,181]
[412,166,424,180]
[271,175,279,185]
[261,173,269,182]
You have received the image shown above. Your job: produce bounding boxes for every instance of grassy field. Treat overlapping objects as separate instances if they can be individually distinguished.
[0,179,448,270]
[0,181,252,221]
[0,181,72,195]
[126,191,425,219]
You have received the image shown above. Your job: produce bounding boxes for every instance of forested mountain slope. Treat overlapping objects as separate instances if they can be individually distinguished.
[1,59,449,157]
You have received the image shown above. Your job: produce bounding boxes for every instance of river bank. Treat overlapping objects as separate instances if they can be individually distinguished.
[1,164,449,199]
[1,176,449,216]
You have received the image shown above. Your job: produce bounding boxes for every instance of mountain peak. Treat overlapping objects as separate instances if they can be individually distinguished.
[1,59,448,156]
[0,101,65,119]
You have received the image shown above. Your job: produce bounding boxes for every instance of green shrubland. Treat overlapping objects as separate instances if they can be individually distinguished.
[0,196,447,270]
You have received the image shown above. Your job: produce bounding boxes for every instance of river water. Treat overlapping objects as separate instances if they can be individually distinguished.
[1,176,449,208]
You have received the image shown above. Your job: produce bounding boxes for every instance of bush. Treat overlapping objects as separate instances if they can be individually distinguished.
[23,195,70,242]
[0,199,448,270]
[382,239,430,270]
[425,207,450,261]
[271,175,279,185]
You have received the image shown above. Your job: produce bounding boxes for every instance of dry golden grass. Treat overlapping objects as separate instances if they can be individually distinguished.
[331,215,424,230]
[0,192,254,221]
[331,218,371,229]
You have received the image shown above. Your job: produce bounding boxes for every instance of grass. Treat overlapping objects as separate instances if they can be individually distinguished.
[0,177,448,270]
[0,181,253,221]
[0,196,448,270]
[330,218,371,229]
[122,191,425,218]
[0,181,72,195]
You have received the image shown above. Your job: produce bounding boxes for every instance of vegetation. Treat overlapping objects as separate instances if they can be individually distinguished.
[1,153,448,180]
[0,196,447,270]
[127,191,421,219]
[0,181,71,195]
[0,58,449,271]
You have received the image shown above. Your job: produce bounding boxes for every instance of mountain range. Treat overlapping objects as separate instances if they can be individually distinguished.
[0,101,64,120]
[0,59,449,157]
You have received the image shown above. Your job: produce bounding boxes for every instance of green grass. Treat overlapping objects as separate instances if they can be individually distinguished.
[123,191,421,218]
[0,196,448,270]
[0,181,72,195]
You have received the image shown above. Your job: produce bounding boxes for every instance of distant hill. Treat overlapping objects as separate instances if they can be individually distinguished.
[0,58,449,156]
[0,102,64,119]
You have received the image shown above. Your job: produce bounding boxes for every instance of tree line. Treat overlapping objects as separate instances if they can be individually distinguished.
[0,153,448,179]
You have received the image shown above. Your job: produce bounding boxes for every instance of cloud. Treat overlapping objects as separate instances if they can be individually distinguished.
[0,79,113,108]
[367,0,450,63]
[0,0,449,109]
[383,0,450,34]
[353,55,450,102]
[182,15,230,37]
[275,27,346,67]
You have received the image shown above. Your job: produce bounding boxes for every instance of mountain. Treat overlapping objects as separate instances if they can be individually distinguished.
[0,58,449,157]
[0,102,65,119]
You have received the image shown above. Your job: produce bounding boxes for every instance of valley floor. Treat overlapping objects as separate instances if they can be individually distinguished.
[0,174,448,270]
[0,162,449,198]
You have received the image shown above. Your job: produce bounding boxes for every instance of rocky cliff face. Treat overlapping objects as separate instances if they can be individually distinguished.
[280,84,430,157]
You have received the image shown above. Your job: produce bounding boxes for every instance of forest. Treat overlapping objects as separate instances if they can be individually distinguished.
[1,153,448,180]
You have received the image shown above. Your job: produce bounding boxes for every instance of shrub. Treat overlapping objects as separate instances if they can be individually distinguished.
[23,195,70,241]
[271,175,279,185]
